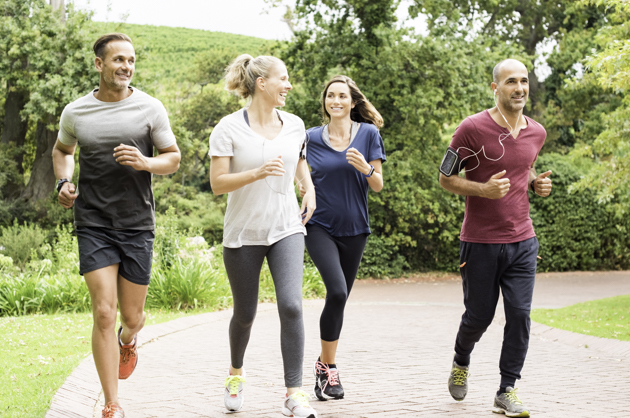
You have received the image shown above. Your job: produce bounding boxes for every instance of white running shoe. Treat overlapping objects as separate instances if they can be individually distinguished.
[224,369,246,412]
[282,390,318,418]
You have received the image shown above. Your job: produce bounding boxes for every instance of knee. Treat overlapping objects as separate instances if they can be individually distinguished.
[279,301,303,322]
[120,310,145,331]
[93,304,117,332]
[326,288,348,307]
[506,307,531,324]
[462,312,494,332]
[232,308,257,330]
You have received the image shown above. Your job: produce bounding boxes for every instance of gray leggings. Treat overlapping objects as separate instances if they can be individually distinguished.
[223,233,305,387]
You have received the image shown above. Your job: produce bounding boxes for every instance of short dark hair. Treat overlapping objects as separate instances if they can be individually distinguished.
[93,33,132,59]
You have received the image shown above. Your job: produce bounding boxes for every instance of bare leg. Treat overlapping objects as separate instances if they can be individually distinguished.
[320,339,339,365]
[85,265,120,405]
[117,275,148,344]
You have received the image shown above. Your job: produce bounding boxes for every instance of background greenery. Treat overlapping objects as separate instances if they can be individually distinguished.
[1,0,629,294]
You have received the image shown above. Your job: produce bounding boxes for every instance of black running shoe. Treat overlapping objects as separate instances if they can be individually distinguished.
[313,360,344,400]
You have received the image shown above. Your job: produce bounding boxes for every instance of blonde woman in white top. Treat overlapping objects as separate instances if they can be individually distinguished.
[209,54,318,418]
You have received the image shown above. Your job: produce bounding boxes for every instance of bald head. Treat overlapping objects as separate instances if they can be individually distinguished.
[493,59,528,84]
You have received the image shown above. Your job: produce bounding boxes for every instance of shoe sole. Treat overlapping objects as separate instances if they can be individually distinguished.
[492,407,530,417]
[281,406,317,418]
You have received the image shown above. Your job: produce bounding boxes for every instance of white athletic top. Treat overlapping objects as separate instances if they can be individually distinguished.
[209,108,306,248]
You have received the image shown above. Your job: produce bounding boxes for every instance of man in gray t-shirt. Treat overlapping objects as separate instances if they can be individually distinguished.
[52,33,180,418]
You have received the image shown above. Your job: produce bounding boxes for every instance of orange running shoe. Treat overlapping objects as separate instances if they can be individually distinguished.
[118,326,138,380]
[102,401,125,418]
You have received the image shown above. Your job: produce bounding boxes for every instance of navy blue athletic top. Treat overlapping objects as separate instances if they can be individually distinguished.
[305,123,386,237]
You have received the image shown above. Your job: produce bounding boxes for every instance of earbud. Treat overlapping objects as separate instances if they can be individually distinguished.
[494,89,497,94]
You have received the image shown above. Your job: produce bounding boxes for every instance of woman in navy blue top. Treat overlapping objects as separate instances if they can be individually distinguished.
[302,75,387,401]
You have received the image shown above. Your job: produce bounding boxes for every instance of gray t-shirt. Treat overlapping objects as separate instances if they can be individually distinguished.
[59,87,176,230]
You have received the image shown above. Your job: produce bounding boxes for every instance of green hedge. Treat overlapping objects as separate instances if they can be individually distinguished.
[359,151,629,277]
[530,153,630,271]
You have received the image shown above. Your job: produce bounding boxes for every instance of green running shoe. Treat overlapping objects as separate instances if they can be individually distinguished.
[492,387,530,417]
[448,360,470,401]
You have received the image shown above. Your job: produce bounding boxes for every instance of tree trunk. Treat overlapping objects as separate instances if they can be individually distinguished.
[0,83,29,173]
[50,0,65,22]
[526,68,541,118]
[22,117,57,202]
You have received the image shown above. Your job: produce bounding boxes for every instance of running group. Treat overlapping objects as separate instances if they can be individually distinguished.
[53,33,553,418]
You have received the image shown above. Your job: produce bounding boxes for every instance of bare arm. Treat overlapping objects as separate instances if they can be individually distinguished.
[366,159,384,192]
[295,158,316,225]
[209,155,285,196]
[346,148,384,192]
[439,170,511,199]
[52,139,78,209]
[113,143,181,175]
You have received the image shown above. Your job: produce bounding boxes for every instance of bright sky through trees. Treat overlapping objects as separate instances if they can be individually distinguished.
[70,0,294,39]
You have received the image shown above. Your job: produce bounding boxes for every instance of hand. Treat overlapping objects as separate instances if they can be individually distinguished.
[299,187,316,225]
[256,155,285,179]
[346,148,370,174]
[483,170,510,199]
[533,170,552,197]
[58,182,78,209]
[113,144,149,171]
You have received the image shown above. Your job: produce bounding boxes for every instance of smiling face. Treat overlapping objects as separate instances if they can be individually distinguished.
[260,63,292,107]
[324,82,354,121]
[95,40,135,91]
[492,60,529,113]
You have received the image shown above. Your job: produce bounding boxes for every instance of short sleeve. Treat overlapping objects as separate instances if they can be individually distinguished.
[58,105,78,146]
[300,132,308,160]
[449,117,476,159]
[209,119,234,157]
[151,101,177,150]
[367,127,387,163]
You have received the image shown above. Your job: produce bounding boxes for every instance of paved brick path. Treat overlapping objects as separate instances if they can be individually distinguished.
[47,271,630,418]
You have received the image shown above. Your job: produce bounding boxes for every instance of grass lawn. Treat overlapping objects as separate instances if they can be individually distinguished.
[531,294,630,341]
[0,309,218,418]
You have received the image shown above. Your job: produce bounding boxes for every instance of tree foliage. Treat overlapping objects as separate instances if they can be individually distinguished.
[569,0,630,214]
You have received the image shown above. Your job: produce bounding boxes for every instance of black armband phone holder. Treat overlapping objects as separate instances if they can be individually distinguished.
[439,148,464,177]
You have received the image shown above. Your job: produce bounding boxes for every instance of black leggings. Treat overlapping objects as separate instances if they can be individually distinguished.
[305,224,368,342]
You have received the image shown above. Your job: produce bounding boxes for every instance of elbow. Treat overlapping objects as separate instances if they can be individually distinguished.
[172,154,181,173]
[209,179,225,196]
[371,184,384,193]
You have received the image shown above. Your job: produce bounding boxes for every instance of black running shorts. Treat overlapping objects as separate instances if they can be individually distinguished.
[76,226,155,286]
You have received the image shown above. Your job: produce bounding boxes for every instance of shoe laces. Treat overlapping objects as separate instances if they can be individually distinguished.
[451,367,469,386]
[120,346,136,363]
[315,361,339,389]
[505,388,523,405]
[102,403,122,418]
[225,374,246,395]
[289,390,311,407]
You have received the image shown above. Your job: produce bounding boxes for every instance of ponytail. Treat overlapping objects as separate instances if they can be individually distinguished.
[224,54,284,100]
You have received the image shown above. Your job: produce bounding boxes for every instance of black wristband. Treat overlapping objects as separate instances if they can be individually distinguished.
[56,178,69,193]
[530,179,536,193]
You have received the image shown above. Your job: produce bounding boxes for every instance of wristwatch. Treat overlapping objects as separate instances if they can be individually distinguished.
[56,178,70,193]
[365,165,375,178]
[530,179,536,193]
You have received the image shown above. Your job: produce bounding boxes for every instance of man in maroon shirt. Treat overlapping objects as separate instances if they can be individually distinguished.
[439,59,552,418]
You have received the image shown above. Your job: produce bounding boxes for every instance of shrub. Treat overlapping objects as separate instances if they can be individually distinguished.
[0,220,48,268]
[530,153,630,271]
